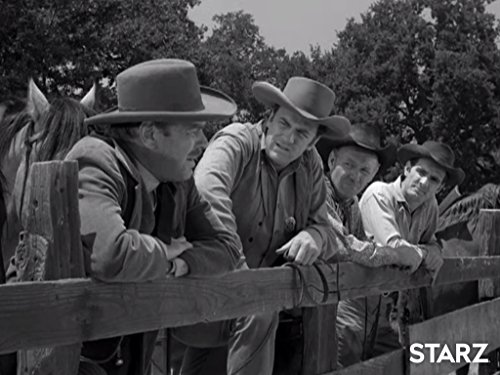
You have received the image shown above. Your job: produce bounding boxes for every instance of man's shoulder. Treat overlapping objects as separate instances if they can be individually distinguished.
[214,122,261,146]
[65,135,115,162]
[363,180,393,197]
[65,135,128,178]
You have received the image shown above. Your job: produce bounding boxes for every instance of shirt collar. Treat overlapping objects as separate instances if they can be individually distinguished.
[390,176,407,204]
[135,160,160,193]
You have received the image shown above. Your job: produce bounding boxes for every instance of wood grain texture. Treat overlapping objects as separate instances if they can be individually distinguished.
[327,349,404,375]
[15,161,83,375]
[301,305,338,374]
[409,297,500,375]
[2,257,500,355]
[476,210,500,375]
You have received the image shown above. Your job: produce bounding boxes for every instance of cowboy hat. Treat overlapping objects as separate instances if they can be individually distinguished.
[85,59,237,125]
[316,123,396,172]
[252,77,350,139]
[398,141,465,186]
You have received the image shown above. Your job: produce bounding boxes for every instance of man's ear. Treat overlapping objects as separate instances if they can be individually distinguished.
[327,149,336,171]
[139,122,157,148]
[403,161,412,177]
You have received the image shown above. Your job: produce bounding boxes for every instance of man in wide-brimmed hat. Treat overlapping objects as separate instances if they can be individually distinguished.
[316,124,431,367]
[173,77,351,374]
[65,59,242,375]
[358,140,464,358]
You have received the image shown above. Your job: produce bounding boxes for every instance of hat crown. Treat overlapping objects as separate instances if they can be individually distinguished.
[422,141,456,167]
[282,77,335,118]
[117,59,204,113]
[348,123,384,150]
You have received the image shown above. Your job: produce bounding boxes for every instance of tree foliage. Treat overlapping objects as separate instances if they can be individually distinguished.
[310,0,500,192]
[1,0,499,192]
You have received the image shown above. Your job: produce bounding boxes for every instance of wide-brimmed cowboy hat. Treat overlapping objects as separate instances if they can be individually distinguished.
[85,59,237,125]
[398,141,465,186]
[252,77,350,139]
[316,123,396,172]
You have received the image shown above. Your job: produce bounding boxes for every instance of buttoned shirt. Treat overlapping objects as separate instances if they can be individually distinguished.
[359,176,440,324]
[194,122,333,268]
[359,177,439,250]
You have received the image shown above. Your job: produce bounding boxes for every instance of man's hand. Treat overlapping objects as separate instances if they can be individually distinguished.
[276,230,321,265]
[167,236,193,260]
[422,245,444,277]
[387,245,424,274]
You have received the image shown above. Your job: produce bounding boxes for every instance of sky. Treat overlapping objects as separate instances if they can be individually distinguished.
[189,0,500,53]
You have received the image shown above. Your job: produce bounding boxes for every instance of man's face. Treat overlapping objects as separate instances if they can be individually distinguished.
[401,157,446,208]
[148,121,207,181]
[328,145,380,200]
[264,107,319,170]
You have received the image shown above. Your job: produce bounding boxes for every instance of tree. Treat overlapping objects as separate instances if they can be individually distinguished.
[0,0,204,103]
[312,0,500,192]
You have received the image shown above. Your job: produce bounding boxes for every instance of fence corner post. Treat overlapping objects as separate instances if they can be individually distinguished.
[16,161,84,375]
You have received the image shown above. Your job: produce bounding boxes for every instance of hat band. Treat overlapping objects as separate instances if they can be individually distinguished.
[117,104,205,113]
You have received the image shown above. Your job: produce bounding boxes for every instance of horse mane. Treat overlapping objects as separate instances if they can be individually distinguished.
[34,97,96,162]
[438,183,500,232]
[0,98,33,164]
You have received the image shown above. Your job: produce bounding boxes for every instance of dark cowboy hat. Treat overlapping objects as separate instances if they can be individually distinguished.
[85,59,237,125]
[316,123,396,172]
[252,77,351,139]
[398,141,465,186]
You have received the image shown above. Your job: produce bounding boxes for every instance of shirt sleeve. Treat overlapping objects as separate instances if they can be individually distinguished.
[194,126,249,262]
[359,187,425,258]
[178,177,245,275]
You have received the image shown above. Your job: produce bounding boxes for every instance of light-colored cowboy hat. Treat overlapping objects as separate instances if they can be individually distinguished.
[398,141,465,186]
[85,59,237,125]
[252,77,350,139]
[316,123,396,172]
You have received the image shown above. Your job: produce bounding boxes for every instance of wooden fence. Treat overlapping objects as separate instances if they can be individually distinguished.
[1,161,499,375]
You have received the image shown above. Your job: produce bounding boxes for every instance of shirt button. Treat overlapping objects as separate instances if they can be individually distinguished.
[248,237,254,243]
[258,222,263,226]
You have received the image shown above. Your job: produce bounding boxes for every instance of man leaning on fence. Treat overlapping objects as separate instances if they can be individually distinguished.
[64,59,242,375]
[358,140,465,357]
[172,77,351,375]
[316,123,429,367]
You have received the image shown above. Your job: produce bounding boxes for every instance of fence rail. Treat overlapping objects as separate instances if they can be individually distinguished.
[1,257,500,355]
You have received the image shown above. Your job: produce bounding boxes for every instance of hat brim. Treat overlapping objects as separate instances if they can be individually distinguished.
[316,136,396,172]
[252,81,350,139]
[85,86,237,126]
[398,144,465,186]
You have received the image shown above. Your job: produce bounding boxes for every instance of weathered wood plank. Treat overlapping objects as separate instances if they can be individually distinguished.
[327,349,404,375]
[340,256,500,299]
[409,297,500,375]
[477,210,500,300]
[476,209,500,375]
[15,162,83,375]
[1,257,499,355]
[301,305,337,374]
[0,265,330,354]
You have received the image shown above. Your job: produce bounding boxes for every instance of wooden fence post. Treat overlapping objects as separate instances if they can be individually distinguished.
[301,305,338,374]
[15,161,84,375]
[476,209,500,375]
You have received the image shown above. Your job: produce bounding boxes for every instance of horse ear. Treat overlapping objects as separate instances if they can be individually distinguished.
[27,78,49,120]
[80,82,97,109]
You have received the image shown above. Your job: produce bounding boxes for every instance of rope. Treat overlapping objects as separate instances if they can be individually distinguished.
[283,259,339,307]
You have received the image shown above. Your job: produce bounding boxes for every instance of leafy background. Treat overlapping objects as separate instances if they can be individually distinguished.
[1,0,499,194]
